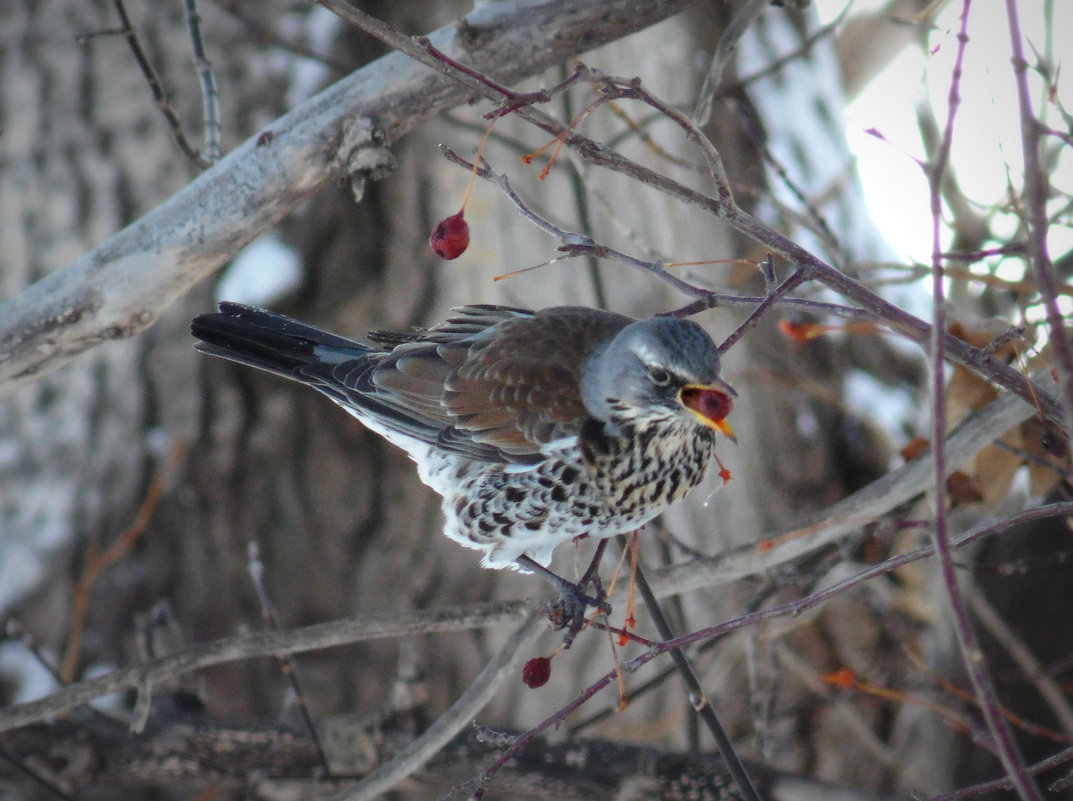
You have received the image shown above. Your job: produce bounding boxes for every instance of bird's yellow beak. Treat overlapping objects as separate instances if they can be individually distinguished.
[679,384,735,441]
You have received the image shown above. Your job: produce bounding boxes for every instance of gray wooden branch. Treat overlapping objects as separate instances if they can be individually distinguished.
[652,372,1042,596]
[0,711,889,801]
[0,0,696,399]
[0,600,529,734]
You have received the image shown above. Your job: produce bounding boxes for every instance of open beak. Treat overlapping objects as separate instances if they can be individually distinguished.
[679,382,736,442]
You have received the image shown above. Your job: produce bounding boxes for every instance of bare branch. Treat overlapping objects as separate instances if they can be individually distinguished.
[927,5,1040,798]
[693,0,770,126]
[185,0,221,163]
[336,613,544,801]
[0,600,529,733]
[0,0,699,399]
[1006,0,1073,436]
[652,368,1047,596]
[108,0,210,168]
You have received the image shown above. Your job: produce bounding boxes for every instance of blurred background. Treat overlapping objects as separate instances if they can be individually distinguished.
[1,1,1071,799]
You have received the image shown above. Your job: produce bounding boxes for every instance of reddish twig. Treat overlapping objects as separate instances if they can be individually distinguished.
[925,5,1041,799]
[926,745,1073,801]
[1006,0,1073,437]
[60,438,188,684]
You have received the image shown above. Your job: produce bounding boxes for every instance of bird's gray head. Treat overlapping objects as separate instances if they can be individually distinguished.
[581,317,735,437]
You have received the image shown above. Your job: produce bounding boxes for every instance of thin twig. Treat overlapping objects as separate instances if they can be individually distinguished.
[668,291,873,322]
[60,438,188,683]
[748,129,847,266]
[247,542,332,777]
[558,63,608,309]
[184,0,221,162]
[927,5,1040,798]
[618,535,764,801]
[1006,0,1073,437]
[336,613,544,801]
[215,0,353,74]
[693,0,770,126]
[718,5,849,98]
[717,267,807,354]
[107,0,210,168]
[5,620,64,688]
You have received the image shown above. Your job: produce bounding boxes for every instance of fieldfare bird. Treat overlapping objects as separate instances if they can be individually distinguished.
[191,303,735,585]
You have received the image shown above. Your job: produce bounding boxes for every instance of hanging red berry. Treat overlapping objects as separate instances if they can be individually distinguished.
[430,210,470,260]
[521,656,552,688]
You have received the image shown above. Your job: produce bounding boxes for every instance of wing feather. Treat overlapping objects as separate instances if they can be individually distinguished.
[193,303,633,465]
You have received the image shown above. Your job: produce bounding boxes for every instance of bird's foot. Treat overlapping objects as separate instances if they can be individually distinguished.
[516,552,612,646]
[547,576,611,646]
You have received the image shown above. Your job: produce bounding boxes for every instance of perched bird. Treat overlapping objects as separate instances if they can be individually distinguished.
[191,303,735,575]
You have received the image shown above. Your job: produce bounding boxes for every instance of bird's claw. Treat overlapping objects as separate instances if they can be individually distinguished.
[546,576,611,646]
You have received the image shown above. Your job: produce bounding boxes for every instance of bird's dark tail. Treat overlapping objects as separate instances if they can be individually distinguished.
[190,302,374,382]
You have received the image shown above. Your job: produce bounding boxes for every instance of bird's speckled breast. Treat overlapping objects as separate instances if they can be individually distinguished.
[435,418,718,569]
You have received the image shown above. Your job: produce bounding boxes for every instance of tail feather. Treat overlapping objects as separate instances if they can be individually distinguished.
[190,302,374,382]
[191,302,521,465]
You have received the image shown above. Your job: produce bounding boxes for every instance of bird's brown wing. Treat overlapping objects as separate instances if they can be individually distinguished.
[371,306,633,463]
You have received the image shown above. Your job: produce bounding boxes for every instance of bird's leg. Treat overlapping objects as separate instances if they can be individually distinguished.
[577,538,609,590]
[621,531,639,638]
[517,542,612,641]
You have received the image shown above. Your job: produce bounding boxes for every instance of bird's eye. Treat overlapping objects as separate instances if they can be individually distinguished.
[647,366,671,386]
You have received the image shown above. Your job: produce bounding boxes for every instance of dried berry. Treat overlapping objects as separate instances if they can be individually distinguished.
[522,656,552,688]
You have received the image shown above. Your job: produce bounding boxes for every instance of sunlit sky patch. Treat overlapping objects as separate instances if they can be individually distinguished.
[815,0,1071,271]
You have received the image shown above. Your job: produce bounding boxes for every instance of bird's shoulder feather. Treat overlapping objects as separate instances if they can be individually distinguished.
[369,306,633,462]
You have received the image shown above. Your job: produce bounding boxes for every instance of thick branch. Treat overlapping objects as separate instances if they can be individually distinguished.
[0,0,697,399]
